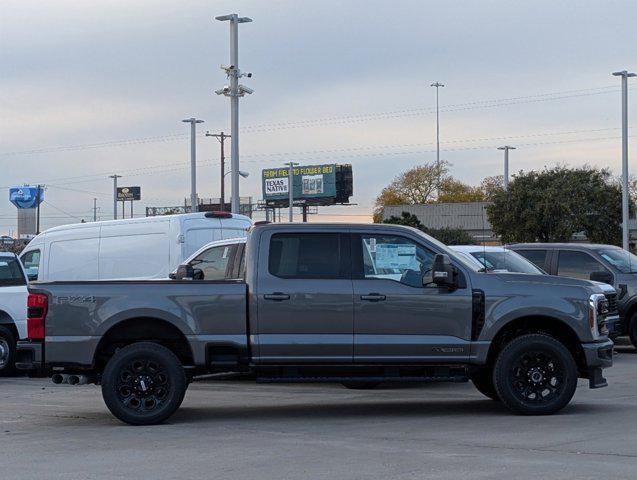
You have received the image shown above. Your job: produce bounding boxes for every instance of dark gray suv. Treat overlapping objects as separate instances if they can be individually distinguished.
[510,243,637,346]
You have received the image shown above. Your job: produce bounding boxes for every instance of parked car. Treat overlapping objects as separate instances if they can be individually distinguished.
[0,252,28,375]
[18,223,614,425]
[450,245,545,274]
[509,243,637,347]
[19,212,251,282]
[169,237,247,281]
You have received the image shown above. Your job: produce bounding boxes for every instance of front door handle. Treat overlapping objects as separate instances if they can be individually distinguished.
[360,293,386,302]
[264,292,290,301]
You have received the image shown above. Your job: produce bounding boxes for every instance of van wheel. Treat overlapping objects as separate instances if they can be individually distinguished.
[628,313,637,349]
[493,334,577,415]
[0,326,16,377]
[470,368,499,401]
[341,381,381,390]
[101,342,186,425]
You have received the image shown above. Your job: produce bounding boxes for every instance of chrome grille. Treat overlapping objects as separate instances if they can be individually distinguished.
[604,293,618,314]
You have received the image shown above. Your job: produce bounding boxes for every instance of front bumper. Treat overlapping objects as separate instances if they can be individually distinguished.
[605,314,621,337]
[15,340,43,372]
[581,338,614,388]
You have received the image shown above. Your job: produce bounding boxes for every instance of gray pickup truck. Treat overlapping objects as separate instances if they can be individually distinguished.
[17,223,615,425]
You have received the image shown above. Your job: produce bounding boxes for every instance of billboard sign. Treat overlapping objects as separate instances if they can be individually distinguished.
[262,164,337,205]
[117,186,141,201]
[9,186,44,209]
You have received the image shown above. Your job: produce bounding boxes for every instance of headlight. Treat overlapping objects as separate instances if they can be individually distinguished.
[589,294,609,339]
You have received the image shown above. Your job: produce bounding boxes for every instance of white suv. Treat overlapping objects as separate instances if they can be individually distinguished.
[0,252,28,375]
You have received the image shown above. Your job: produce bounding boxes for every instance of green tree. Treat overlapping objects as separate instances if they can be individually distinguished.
[487,166,623,244]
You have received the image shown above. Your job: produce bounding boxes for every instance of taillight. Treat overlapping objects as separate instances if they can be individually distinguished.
[204,211,233,219]
[27,293,47,340]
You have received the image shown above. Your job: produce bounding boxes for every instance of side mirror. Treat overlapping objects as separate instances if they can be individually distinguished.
[173,264,195,280]
[27,274,38,282]
[431,254,456,288]
[590,270,613,285]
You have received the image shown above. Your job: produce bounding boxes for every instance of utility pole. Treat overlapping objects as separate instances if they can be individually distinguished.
[215,13,253,214]
[93,198,97,222]
[431,81,445,195]
[497,146,516,191]
[109,175,121,220]
[182,118,204,213]
[613,70,635,251]
[286,162,299,222]
[36,185,42,234]
[206,131,231,210]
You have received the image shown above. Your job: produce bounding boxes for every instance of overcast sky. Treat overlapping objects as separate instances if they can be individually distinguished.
[1,0,635,234]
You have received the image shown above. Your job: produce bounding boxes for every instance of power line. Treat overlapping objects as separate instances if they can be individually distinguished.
[2,84,633,158]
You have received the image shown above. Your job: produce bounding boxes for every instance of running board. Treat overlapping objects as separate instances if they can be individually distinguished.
[257,375,469,384]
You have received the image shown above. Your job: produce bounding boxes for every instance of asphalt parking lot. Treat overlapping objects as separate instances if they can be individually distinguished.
[1,341,637,480]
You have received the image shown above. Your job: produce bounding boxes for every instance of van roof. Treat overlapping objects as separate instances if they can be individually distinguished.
[39,212,252,235]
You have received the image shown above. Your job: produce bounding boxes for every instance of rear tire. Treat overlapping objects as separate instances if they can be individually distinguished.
[493,334,577,415]
[341,381,381,390]
[101,342,186,425]
[628,313,637,349]
[470,368,499,401]
[0,325,16,377]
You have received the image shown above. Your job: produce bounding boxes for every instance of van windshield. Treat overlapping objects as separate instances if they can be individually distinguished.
[596,248,637,273]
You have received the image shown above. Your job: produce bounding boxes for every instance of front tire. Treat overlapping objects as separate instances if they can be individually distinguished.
[101,342,186,425]
[628,313,637,349]
[0,325,16,377]
[493,334,577,415]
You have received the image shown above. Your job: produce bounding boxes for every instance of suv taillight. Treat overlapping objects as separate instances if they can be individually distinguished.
[27,293,47,340]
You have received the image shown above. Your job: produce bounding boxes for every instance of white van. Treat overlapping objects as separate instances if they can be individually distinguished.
[19,212,252,282]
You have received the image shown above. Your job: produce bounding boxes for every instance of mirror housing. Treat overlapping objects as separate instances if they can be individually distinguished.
[172,264,195,280]
[431,254,456,288]
[590,270,613,285]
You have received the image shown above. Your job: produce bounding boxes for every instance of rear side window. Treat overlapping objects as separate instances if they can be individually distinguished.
[557,250,610,280]
[0,257,26,286]
[515,249,548,271]
[268,233,348,279]
[20,250,40,281]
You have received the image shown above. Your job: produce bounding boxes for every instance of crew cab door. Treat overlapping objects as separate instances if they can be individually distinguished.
[351,232,473,362]
[254,230,353,363]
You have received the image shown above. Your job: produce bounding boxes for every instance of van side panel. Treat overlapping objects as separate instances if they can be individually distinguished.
[182,218,222,262]
[47,227,100,281]
[99,220,170,280]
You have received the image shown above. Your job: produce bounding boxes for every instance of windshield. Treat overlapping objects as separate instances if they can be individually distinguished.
[596,248,637,273]
[470,250,543,274]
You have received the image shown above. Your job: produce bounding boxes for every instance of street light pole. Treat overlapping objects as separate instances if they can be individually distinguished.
[286,162,299,222]
[215,13,253,215]
[109,174,121,219]
[431,81,445,195]
[182,118,204,213]
[497,146,516,191]
[613,70,636,251]
[206,131,231,211]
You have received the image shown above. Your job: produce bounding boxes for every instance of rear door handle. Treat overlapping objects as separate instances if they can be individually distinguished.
[360,293,386,302]
[264,292,290,301]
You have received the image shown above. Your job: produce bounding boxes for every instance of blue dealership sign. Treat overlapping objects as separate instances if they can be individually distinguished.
[9,186,44,209]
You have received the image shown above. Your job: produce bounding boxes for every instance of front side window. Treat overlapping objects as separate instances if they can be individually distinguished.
[0,257,26,287]
[557,250,609,280]
[515,249,548,271]
[360,235,435,288]
[20,250,40,281]
[268,233,346,279]
[189,244,236,280]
